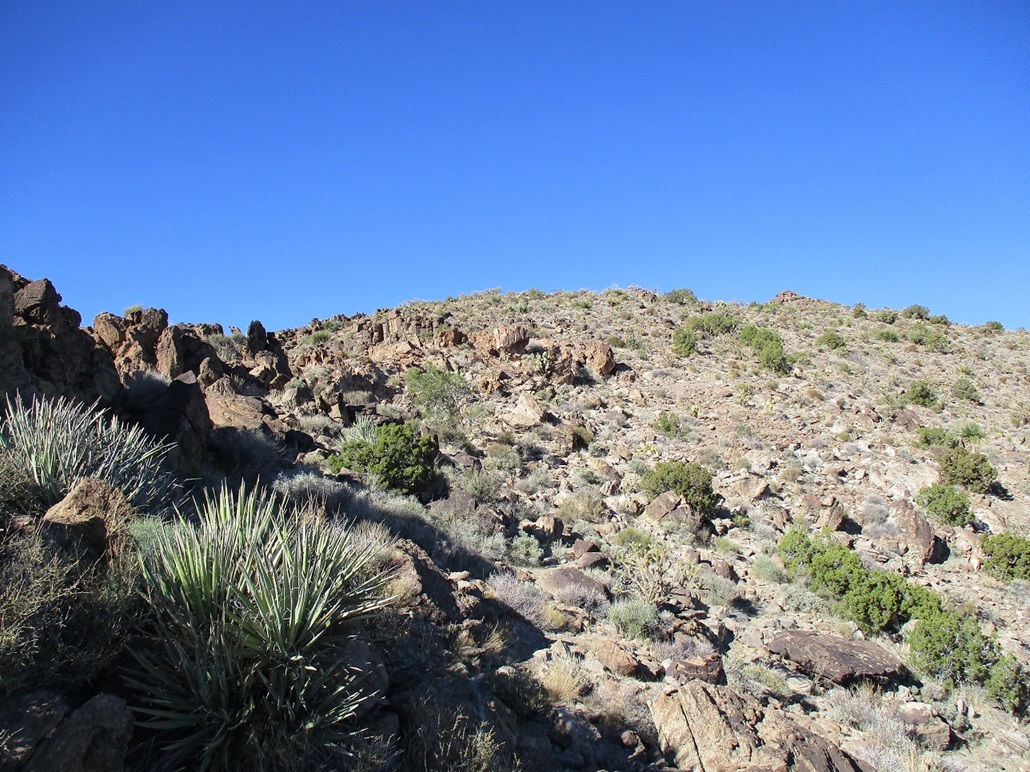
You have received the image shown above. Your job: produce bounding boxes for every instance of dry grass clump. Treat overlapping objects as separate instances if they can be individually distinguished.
[540,651,589,704]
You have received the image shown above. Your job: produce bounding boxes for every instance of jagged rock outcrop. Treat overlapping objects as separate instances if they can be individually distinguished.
[651,680,870,771]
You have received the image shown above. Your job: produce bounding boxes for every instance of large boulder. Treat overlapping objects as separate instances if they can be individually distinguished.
[766,631,907,686]
[651,680,870,771]
[577,340,616,379]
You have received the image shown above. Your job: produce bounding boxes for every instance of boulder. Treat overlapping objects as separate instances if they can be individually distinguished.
[644,491,682,523]
[766,631,907,686]
[246,319,267,355]
[503,392,547,429]
[578,340,616,379]
[23,694,133,772]
[42,479,131,564]
[651,680,869,771]
[14,279,61,326]
[595,640,642,678]
[893,498,946,566]
[897,701,952,751]
[664,652,725,685]
[537,567,608,607]
[154,326,184,380]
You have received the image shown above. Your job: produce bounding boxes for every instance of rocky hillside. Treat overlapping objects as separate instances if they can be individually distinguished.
[2,265,1029,771]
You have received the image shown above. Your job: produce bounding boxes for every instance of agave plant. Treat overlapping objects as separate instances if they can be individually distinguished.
[127,484,393,771]
[0,393,178,513]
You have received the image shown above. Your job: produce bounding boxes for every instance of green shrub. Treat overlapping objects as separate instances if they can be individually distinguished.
[903,380,937,408]
[939,446,997,494]
[686,312,738,337]
[951,377,981,404]
[750,554,787,584]
[305,329,331,345]
[815,330,846,351]
[906,609,995,690]
[739,325,790,374]
[852,303,867,319]
[777,531,941,635]
[836,571,910,635]
[985,654,1030,715]
[651,411,689,439]
[983,320,1004,334]
[664,288,697,305]
[607,596,657,639]
[873,327,899,342]
[956,422,985,441]
[405,365,471,426]
[0,394,178,514]
[639,461,718,517]
[916,483,972,526]
[328,422,438,496]
[907,322,950,352]
[981,533,1030,582]
[671,328,698,357]
[127,485,391,770]
[876,309,898,324]
[914,427,958,448]
[902,304,930,320]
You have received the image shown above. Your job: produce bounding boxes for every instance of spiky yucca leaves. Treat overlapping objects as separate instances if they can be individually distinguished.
[128,484,393,771]
[0,393,177,513]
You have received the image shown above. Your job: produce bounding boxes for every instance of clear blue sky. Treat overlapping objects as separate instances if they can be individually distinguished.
[2,2,1028,331]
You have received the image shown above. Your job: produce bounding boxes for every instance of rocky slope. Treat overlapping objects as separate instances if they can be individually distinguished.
[2,266,1029,771]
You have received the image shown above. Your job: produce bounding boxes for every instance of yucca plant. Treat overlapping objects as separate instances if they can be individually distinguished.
[128,484,393,771]
[0,393,178,513]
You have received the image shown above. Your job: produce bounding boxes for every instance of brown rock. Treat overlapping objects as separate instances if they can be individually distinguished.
[504,392,547,429]
[816,500,846,531]
[897,701,952,751]
[537,567,608,607]
[665,652,725,685]
[534,515,564,541]
[893,498,946,566]
[42,479,132,564]
[14,279,61,325]
[576,551,609,569]
[24,693,133,772]
[651,680,869,771]
[644,491,682,523]
[579,340,616,379]
[155,325,184,380]
[596,640,640,677]
[766,630,907,685]
[91,312,126,350]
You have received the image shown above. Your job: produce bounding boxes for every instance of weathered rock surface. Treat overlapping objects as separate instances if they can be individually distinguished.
[42,479,131,564]
[24,693,133,772]
[651,680,870,771]
[766,631,907,685]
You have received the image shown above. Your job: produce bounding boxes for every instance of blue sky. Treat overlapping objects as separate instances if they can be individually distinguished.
[2,2,1028,331]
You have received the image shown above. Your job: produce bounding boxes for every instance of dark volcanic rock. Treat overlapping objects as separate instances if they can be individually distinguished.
[766,630,907,685]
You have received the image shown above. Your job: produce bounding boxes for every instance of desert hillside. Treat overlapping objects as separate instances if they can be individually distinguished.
[2,265,1029,771]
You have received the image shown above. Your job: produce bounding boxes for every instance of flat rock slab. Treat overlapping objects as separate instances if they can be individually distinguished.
[767,630,907,685]
[651,680,871,772]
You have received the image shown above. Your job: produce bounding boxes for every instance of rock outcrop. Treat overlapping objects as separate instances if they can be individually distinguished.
[651,680,870,771]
